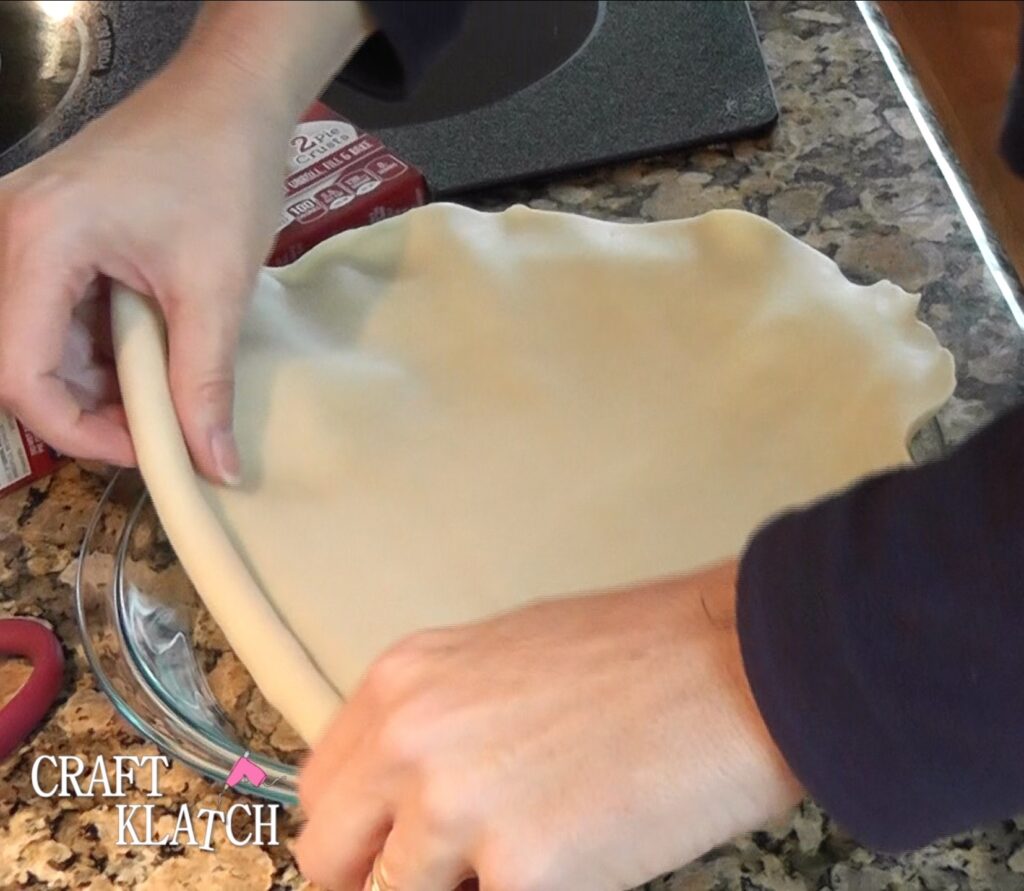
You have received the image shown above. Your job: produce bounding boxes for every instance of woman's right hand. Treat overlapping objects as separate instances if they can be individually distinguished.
[0,47,295,483]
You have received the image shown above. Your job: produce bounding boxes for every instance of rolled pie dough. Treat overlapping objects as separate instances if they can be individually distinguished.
[112,204,955,743]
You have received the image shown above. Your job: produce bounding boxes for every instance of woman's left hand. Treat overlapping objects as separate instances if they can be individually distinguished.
[296,560,801,891]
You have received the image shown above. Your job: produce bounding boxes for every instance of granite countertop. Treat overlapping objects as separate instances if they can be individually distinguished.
[3,1,1024,888]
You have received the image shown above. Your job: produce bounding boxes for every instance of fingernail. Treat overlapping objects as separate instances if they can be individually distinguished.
[210,428,242,486]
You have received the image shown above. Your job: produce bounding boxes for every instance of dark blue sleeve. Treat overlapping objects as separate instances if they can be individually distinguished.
[1000,17,1024,175]
[344,1,470,100]
[737,404,1024,852]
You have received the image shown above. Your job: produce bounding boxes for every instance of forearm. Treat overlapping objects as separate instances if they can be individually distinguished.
[171,1,374,122]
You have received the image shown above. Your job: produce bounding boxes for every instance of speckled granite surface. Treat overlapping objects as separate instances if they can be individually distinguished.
[3,1,1024,888]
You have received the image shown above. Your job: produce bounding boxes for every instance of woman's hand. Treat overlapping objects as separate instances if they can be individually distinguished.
[0,51,292,481]
[297,560,801,891]
[0,1,370,482]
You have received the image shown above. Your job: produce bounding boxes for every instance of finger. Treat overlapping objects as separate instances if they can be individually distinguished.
[300,646,418,818]
[163,286,244,486]
[295,773,392,891]
[304,626,462,813]
[10,375,135,465]
[300,697,378,817]
[376,811,471,891]
[0,239,128,461]
[0,317,134,467]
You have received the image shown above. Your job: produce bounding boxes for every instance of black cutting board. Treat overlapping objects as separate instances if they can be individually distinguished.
[323,0,778,197]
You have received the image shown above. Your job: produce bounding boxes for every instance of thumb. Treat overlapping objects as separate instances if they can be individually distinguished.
[164,289,245,486]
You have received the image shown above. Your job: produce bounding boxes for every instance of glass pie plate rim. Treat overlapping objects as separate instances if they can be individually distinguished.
[73,418,946,806]
[74,468,300,806]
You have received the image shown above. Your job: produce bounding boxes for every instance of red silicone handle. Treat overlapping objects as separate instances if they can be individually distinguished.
[0,618,64,761]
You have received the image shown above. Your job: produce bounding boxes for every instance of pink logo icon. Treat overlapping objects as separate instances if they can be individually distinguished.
[225,752,267,790]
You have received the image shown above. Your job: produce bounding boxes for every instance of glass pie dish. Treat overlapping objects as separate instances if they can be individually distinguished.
[74,419,946,804]
[75,469,306,805]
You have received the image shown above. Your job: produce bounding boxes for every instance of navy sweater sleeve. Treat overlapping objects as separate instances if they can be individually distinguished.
[738,29,1024,853]
[738,405,1024,851]
[345,2,469,100]
[1000,17,1024,175]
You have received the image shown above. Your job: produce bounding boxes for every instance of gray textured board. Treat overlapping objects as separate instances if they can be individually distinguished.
[2,1,776,199]
[323,0,779,197]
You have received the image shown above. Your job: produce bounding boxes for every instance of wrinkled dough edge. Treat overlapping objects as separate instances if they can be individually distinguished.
[112,204,956,747]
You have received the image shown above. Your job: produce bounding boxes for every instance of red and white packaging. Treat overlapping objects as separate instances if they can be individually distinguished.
[0,411,64,498]
[269,101,427,266]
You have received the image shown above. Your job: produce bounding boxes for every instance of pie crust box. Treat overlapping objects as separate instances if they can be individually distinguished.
[0,101,425,498]
[0,412,64,498]
[268,100,428,266]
